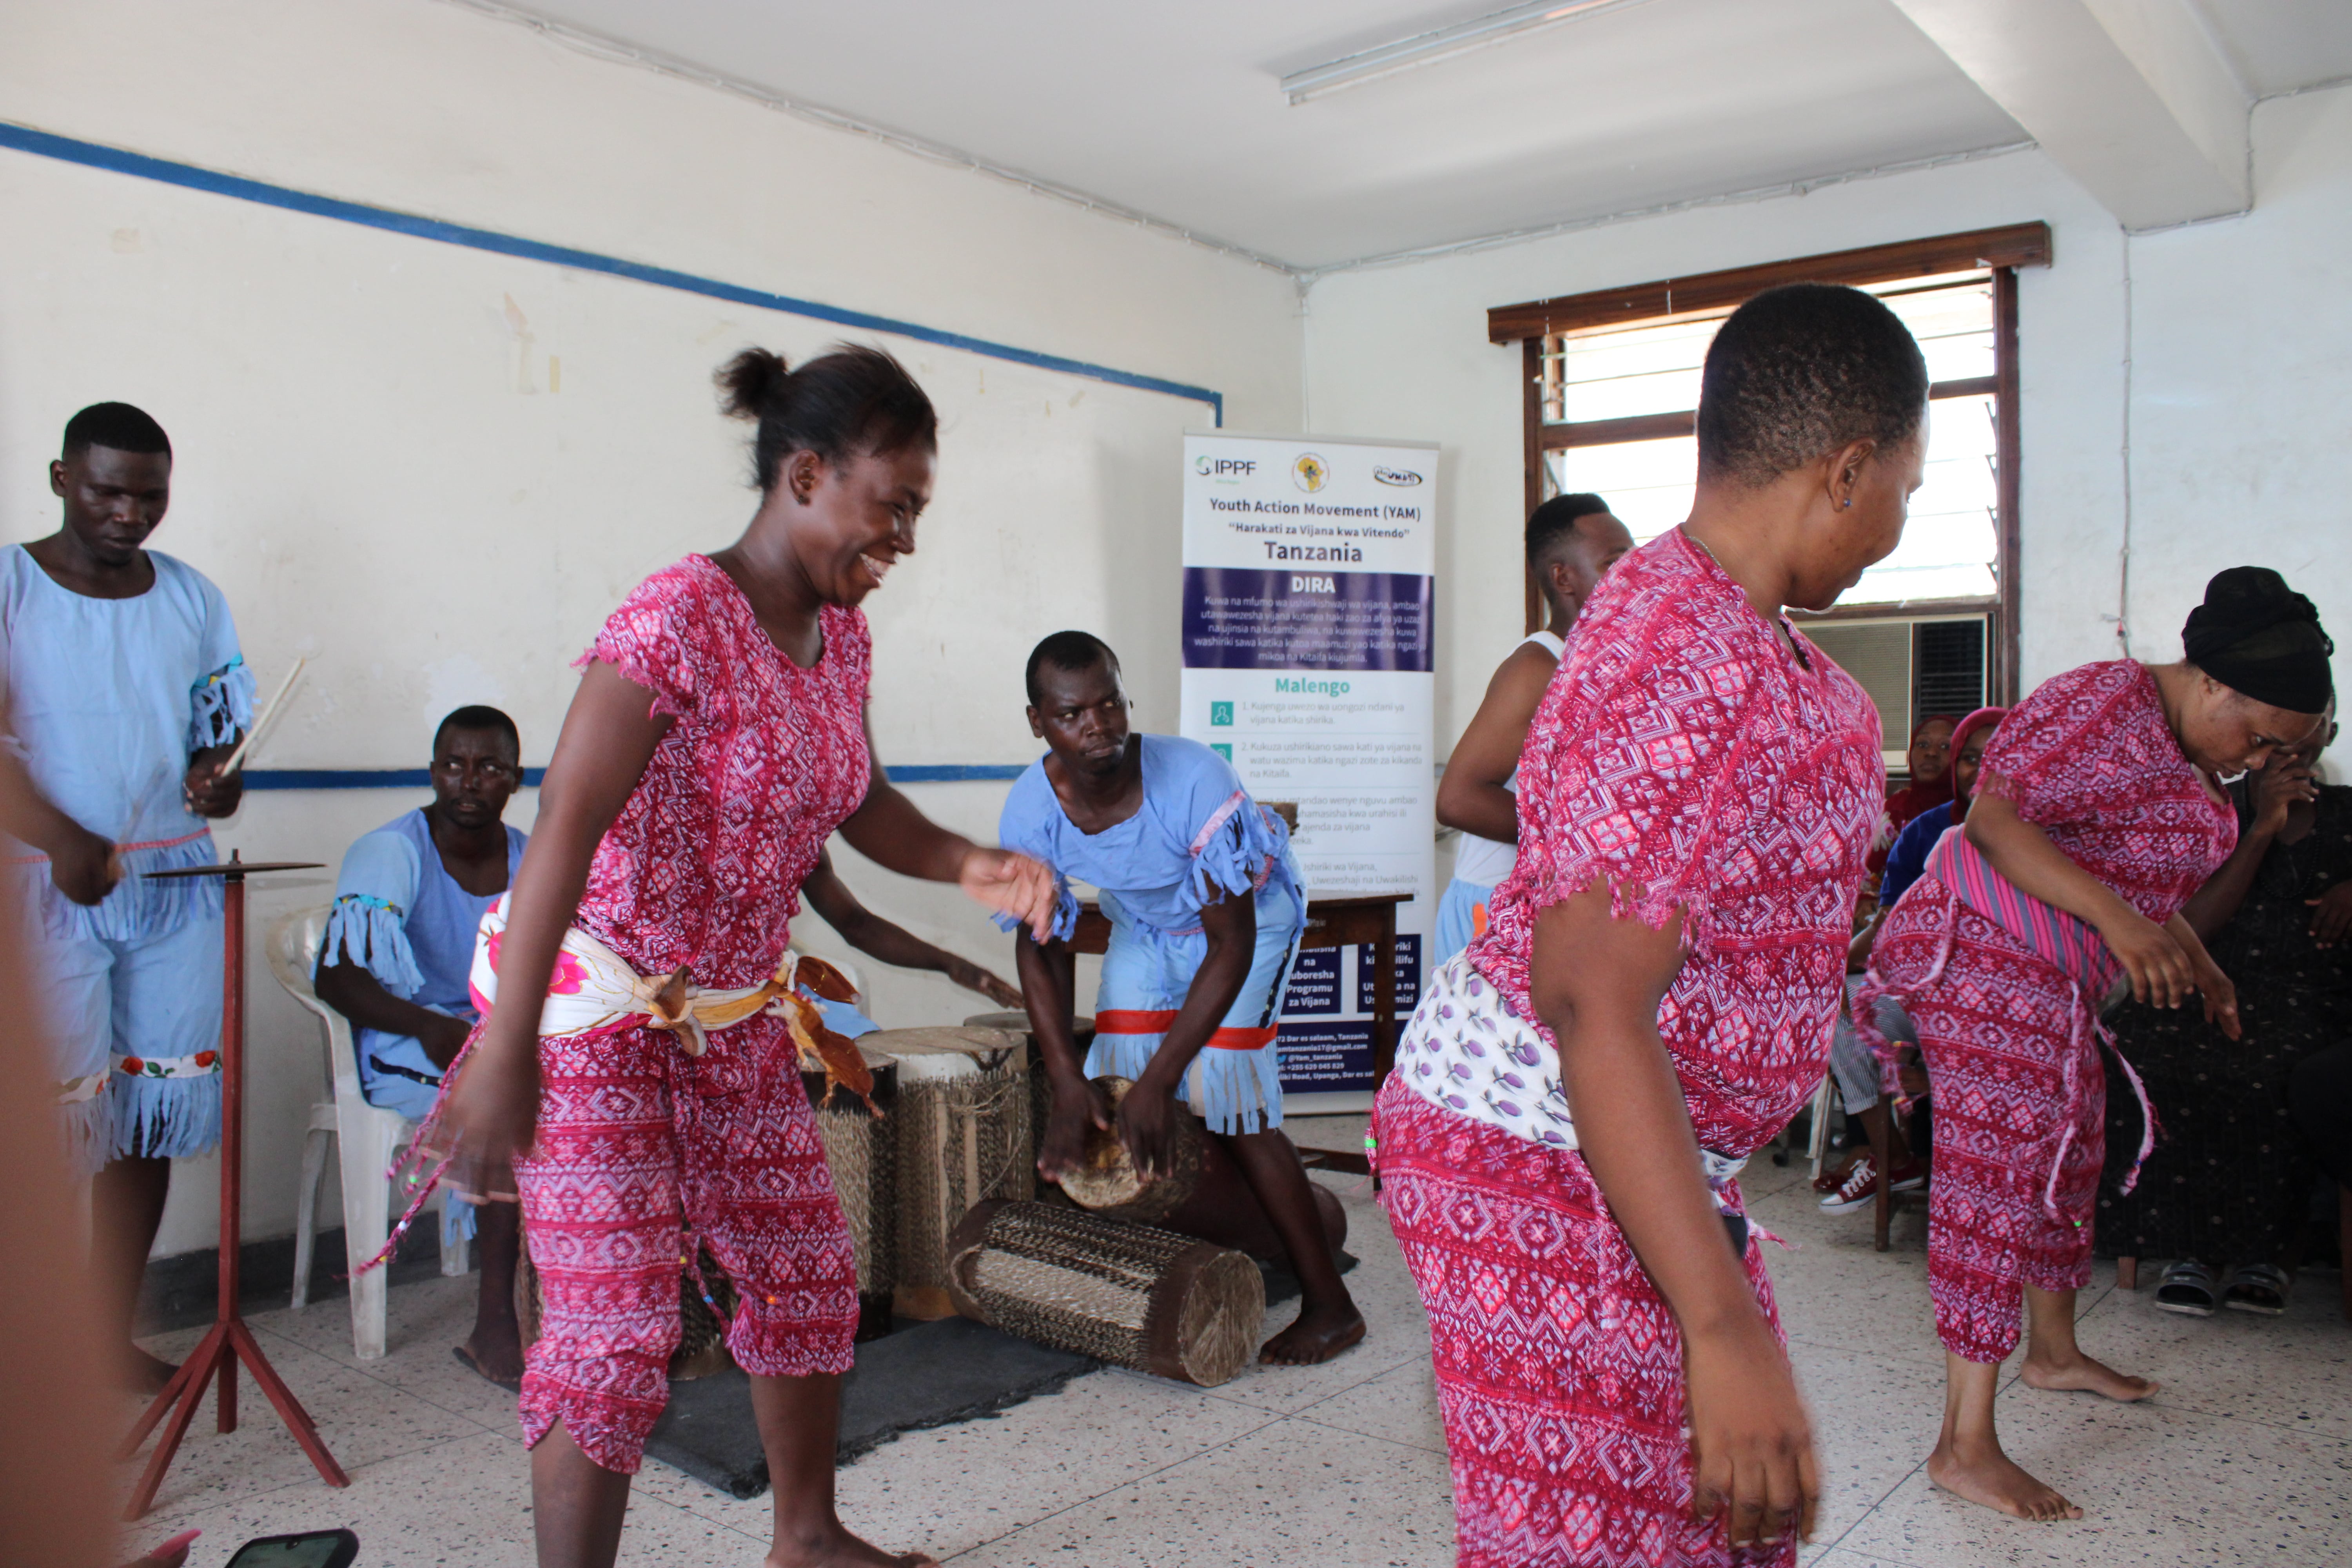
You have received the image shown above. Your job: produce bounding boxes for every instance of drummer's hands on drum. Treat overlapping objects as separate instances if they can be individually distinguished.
[1116,1073,1185,1181]
[1038,1074,1113,1183]
[958,846,1059,941]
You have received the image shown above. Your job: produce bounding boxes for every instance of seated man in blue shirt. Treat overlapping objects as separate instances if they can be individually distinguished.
[314,706,528,1385]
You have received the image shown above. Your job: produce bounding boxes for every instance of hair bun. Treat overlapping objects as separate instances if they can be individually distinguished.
[715,347,791,421]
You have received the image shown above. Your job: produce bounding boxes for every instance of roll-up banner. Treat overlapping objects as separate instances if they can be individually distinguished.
[1180,432,1436,1112]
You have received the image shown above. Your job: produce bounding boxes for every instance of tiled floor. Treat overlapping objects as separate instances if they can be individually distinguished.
[115,1117,2349,1566]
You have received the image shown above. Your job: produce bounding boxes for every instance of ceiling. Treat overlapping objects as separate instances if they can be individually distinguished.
[2190,0,2352,96]
[491,0,2352,271]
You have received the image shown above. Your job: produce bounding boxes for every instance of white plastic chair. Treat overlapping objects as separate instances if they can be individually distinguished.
[265,906,468,1361]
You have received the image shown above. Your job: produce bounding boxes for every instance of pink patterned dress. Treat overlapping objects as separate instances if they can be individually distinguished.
[1375,529,1883,1568]
[515,555,870,1472]
[1872,661,2236,1363]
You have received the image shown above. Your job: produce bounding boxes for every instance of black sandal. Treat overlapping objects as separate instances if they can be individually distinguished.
[2223,1262,2290,1316]
[2155,1259,2218,1316]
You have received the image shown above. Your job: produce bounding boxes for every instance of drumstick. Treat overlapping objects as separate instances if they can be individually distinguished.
[216,656,307,777]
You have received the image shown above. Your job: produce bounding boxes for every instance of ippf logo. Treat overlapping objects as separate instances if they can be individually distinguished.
[1291,452,1329,493]
[1194,455,1257,477]
[1374,465,1424,487]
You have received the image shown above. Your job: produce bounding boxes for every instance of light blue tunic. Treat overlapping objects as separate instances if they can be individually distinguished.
[0,545,254,1168]
[318,808,527,1118]
[997,734,1305,1133]
[319,808,526,1247]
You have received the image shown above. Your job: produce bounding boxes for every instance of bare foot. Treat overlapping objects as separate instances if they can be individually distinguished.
[2020,1352,2159,1402]
[1259,1301,1366,1365]
[765,1522,937,1568]
[1927,1438,2083,1522]
[121,1345,179,1397]
[453,1333,524,1390]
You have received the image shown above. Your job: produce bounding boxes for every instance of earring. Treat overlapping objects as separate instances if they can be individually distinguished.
[1842,498,1853,509]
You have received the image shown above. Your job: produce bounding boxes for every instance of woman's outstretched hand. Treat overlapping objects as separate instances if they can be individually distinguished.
[958,846,1059,940]
[2191,949,2241,1039]
[432,1020,538,1202]
[1684,1319,1820,1550]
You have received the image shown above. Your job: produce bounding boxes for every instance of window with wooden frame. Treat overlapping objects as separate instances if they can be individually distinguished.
[1489,224,2049,764]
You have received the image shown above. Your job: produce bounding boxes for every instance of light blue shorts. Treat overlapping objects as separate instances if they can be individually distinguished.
[47,911,225,1172]
[1086,884,1303,1135]
[355,1023,476,1245]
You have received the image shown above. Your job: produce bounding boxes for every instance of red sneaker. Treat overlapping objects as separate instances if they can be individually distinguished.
[1821,1154,1925,1213]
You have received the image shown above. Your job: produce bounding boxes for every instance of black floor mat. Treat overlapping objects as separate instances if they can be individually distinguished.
[645,1249,1361,1498]
[645,1316,1100,1497]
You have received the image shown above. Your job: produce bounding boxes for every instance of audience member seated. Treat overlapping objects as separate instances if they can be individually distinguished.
[2098,711,2348,1316]
[312,705,527,1385]
[796,844,1024,1033]
[1819,706,2007,1213]
[1863,712,1959,887]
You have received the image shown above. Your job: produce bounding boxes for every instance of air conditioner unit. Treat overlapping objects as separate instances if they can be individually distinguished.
[1802,615,1988,775]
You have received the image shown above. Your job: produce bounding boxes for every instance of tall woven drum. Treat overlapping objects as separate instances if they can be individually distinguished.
[964,1010,1093,1160]
[800,1047,898,1341]
[946,1199,1264,1387]
[872,1026,1034,1319]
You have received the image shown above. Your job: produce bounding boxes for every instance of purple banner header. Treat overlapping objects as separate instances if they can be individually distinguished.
[1181,567,1433,673]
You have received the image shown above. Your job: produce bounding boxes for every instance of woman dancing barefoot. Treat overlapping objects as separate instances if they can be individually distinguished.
[434,345,1054,1568]
[1864,567,2332,1522]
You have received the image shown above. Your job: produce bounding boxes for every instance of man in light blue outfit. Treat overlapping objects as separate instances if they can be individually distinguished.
[314,705,529,1385]
[1002,632,1363,1365]
[0,403,253,1393]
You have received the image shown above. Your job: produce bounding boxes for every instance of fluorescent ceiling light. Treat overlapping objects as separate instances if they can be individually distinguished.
[1282,0,1659,104]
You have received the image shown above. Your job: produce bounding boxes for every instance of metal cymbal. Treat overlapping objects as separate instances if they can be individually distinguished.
[141,861,325,879]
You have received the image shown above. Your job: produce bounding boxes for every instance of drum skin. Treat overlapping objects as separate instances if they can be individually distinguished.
[1056,1076,1202,1223]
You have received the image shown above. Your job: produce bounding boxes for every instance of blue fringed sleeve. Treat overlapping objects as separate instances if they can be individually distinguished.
[316,828,426,997]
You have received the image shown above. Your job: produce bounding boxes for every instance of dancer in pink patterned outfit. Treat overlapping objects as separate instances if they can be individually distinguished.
[435,345,1054,1568]
[1867,567,2331,1523]
[1376,283,1926,1567]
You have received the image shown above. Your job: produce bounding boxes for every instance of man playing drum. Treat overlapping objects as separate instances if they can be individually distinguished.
[1004,632,1365,1365]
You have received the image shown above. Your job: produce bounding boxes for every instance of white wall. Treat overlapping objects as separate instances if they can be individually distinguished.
[2121,86,2352,683]
[1305,84,2352,767]
[0,0,1300,1256]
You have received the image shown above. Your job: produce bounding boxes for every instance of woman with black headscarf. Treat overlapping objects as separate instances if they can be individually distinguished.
[1861,566,2333,1523]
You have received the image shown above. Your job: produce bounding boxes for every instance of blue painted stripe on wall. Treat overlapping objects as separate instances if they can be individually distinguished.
[887,764,1028,782]
[241,764,1022,789]
[0,122,1224,425]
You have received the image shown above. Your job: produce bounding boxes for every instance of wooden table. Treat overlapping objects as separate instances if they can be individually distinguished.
[1064,891,1408,1177]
